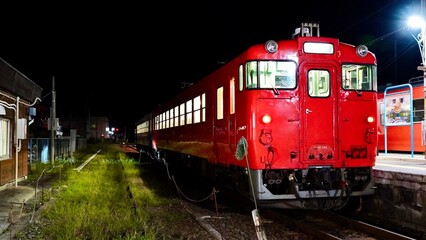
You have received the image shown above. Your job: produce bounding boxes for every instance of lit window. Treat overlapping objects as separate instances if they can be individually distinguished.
[201,93,206,122]
[186,100,192,124]
[174,106,179,126]
[0,118,11,160]
[342,64,376,91]
[230,78,235,114]
[180,103,185,126]
[194,96,201,123]
[217,87,224,120]
[308,70,330,97]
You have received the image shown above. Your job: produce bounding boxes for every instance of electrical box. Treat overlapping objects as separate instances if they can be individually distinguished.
[28,107,36,116]
[17,118,27,139]
[48,118,59,130]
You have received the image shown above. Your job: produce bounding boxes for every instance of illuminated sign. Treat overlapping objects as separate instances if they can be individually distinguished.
[303,42,334,54]
[385,91,411,126]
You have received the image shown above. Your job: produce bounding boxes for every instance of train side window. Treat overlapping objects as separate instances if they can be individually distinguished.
[166,110,170,128]
[239,65,244,91]
[161,113,165,129]
[169,108,175,128]
[193,94,206,123]
[194,96,201,123]
[179,103,185,126]
[413,99,424,122]
[201,93,206,122]
[230,78,235,114]
[217,86,224,120]
[186,100,192,124]
[174,106,179,126]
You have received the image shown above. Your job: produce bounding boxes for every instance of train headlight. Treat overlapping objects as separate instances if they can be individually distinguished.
[261,114,272,124]
[356,45,368,58]
[265,40,278,53]
[366,116,374,123]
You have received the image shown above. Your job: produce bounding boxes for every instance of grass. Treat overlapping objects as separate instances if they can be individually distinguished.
[18,143,181,239]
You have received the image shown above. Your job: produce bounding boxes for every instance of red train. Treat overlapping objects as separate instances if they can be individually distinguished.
[136,22,378,210]
[377,76,424,153]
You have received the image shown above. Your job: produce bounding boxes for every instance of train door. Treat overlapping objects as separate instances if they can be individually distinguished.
[229,77,236,152]
[300,63,337,161]
[213,84,229,164]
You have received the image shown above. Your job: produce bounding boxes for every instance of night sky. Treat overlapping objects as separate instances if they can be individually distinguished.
[0,0,424,134]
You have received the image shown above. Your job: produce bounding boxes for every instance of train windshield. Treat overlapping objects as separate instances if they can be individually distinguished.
[342,64,377,91]
[246,61,296,89]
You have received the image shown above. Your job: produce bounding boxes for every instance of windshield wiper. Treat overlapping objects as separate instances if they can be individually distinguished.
[355,89,363,96]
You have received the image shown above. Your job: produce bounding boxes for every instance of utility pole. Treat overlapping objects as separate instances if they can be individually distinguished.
[50,76,56,165]
[421,0,426,158]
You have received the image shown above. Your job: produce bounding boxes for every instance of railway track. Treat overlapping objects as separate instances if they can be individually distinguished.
[175,191,418,240]
[128,149,420,239]
[263,209,417,240]
[169,173,418,239]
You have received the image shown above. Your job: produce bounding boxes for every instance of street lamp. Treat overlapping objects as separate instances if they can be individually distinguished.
[408,15,426,156]
[408,16,425,64]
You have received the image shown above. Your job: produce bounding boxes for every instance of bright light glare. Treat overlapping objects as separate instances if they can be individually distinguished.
[261,114,272,124]
[408,16,425,29]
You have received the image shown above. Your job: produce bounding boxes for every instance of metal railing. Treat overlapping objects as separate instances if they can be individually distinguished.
[28,137,87,164]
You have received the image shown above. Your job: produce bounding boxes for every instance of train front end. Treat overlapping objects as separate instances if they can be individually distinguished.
[239,23,378,209]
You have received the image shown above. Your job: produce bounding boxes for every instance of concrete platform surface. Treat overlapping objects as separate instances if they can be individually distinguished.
[0,182,39,239]
[376,152,426,175]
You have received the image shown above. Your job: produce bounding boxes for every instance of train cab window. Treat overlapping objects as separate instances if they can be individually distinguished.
[246,61,296,89]
[308,70,330,97]
[246,61,258,88]
[342,64,376,91]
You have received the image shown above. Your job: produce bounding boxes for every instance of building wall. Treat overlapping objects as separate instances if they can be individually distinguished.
[0,58,42,187]
[357,169,426,235]
[87,117,110,140]
[0,96,31,185]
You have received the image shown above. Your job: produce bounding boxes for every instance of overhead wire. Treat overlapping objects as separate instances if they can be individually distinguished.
[335,0,399,36]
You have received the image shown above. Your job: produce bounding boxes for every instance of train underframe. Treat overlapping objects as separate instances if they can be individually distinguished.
[247,167,375,210]
[144,148,375,210]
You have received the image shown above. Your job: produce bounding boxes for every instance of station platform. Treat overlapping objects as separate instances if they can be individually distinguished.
[375,152,426,175]
[369,152,426,234]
